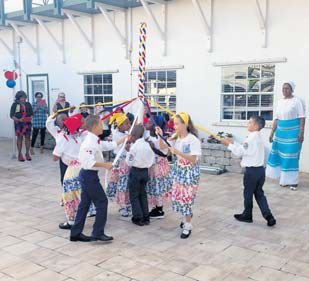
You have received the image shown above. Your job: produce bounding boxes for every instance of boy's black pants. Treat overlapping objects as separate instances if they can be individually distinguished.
[243,166,272,219]
[128,167,149,220]
[71,169,108,238]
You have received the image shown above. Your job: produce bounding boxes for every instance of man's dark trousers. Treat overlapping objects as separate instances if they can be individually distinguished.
[71,169,108,238]
[243,166,272,218]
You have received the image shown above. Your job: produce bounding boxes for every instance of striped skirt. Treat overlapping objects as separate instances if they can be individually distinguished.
[266,118,302,185]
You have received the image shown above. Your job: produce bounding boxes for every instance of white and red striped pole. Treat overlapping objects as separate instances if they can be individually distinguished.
[138,23,147,98]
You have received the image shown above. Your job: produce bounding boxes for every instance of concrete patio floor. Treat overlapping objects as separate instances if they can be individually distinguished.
[1,138,309,281]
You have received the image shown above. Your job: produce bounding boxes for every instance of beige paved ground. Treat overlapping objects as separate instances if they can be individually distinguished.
[1,137,309,281]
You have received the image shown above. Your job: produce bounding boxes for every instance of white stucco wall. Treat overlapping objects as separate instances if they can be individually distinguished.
[0,0,308,171]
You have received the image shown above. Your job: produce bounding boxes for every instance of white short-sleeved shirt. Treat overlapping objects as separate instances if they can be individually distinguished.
[53,130,88,165]
[173,133,202,160]
[125,138,155,168]
[274,96,306,120]
[79,132,117,170]
[112,129,128,154]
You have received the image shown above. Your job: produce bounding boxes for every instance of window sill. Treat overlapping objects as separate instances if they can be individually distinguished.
[212,121,272,129]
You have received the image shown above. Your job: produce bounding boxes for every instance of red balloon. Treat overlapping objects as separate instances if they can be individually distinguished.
[4,71,12,79]
[4,71,18,80]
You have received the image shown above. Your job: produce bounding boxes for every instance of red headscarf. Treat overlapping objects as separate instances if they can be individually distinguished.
[63,114,83,134]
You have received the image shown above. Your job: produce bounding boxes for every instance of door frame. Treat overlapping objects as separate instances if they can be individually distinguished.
[26,73,50,113]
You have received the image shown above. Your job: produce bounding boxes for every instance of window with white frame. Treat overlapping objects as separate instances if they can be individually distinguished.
[83,74,113,105]
[221,64,275,121]
[145,70,176,113]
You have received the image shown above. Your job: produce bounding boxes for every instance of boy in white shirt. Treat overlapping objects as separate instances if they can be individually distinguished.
[126,125,155,226]
[221,116,276,227]
[70,115,120,242]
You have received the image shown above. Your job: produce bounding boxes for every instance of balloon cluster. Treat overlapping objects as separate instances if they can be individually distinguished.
[4,71,18,88]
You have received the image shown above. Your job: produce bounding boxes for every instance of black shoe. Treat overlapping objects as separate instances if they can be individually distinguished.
[142,217,150,225]
[149,206,165,219]
[91,234,114,242]
[234,214,253,223]
[59,222,72,230]
[180,230,191,239]
[131,217,144,226]
[266,215,276,227]
[70,233,92,242]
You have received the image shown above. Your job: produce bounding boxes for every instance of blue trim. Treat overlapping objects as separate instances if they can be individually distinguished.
[3,0,156,20]
[0,0,5,25]
[23,0,32,21]
[54,0,63,15]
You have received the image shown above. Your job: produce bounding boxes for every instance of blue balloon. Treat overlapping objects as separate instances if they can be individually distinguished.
[6,80,16,88]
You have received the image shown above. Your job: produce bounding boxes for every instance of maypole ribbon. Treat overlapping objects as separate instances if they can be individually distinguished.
[50,98,134,119]
[140,97,171,147]
[138,23,147,97]
[148,99,223,141]
[100,98,137,121]
[112,99,143,166]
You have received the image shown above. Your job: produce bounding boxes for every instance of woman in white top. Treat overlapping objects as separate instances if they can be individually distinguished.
[156,112,202,239]
[267,82,306,190]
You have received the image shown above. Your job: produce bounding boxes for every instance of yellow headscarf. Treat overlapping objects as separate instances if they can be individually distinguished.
[176,112,190,127]
[109,113,127,126]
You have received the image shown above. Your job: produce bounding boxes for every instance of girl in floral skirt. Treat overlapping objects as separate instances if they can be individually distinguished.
[50,114,118,229]
[50,113,88,229]
[156,112,201,239]
[145,119,172,219]
[106,113,132,217]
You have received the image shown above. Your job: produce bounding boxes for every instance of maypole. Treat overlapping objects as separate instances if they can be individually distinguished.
[138,23,147,98]
[106,23,148,187]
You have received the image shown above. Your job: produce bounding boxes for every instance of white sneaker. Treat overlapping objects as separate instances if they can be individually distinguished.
[290,186,298,191]
[181,223,193,239]
[119,208,129,217]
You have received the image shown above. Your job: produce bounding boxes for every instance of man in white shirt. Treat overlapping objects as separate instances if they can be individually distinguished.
[126,125,155,226]
[221,116,276,227]
[70,115,119,242]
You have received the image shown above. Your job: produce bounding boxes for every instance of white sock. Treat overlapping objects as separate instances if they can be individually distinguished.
[182,223,193,235]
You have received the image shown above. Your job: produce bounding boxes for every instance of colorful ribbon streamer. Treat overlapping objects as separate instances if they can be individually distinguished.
[100,98,137,122]
[148,99,222,141]
[50,98,134,118]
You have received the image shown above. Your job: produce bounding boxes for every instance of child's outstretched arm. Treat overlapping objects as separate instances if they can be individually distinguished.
[221,137,256,158]
[46,115,59,138]
[155,127,169,150]
[80,146,113,170]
